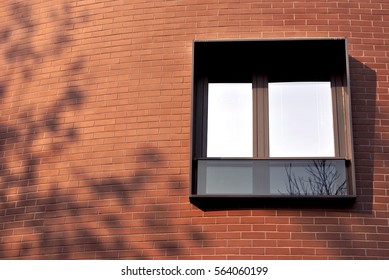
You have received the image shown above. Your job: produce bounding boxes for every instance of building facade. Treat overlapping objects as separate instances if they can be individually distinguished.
[0,0,388,259]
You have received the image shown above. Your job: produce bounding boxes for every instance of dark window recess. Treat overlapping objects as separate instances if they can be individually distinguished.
[190,38,356,209]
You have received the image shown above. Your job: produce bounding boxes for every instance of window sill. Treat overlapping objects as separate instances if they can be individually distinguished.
[190,194,357,211]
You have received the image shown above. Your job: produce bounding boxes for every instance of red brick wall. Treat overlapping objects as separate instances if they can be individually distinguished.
[0,0,388,259]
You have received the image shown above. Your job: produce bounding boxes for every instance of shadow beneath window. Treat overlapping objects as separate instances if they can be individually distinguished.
[348,56,376,213]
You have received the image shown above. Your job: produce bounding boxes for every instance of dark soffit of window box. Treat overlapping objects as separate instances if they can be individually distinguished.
[193,38,347,83]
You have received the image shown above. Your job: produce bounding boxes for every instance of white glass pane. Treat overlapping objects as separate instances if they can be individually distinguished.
[207,83,253,157]
[268,82,335,157]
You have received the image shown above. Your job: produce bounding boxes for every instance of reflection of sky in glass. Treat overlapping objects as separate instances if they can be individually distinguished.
[268,82,335,157]
[207,83,253,157]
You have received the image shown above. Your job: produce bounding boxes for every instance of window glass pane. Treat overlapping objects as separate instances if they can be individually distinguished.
[207,83,253,157]
[198,160,253,194]
[269,160,347,195]
[197,159,348,196]
[268,82,335,157]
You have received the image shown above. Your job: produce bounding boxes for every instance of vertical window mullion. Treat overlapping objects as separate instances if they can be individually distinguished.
[253,76,259,158]
[331,75,346,158]
[201,77,208,158]
[342,74,353,160]
[253,74,269,158]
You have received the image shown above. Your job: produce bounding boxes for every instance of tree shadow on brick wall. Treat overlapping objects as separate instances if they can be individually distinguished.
[0,1,205,259]
[10,146,203,259]
[0,0,87,258]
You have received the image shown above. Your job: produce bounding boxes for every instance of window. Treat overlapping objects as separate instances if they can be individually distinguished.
[191,39,356,207]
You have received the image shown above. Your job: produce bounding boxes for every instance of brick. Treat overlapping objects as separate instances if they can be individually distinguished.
[291,248,315,256]
[316,248,341,256]
[341,248,367,257]
[265,248,290,255]
[266,232,291,240]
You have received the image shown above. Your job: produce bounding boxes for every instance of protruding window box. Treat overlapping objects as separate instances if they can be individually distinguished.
[190,39,356,209]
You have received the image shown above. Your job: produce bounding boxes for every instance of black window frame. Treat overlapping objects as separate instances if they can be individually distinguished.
[190,38,356,209]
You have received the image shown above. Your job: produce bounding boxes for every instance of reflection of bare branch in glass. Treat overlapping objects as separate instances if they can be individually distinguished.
[284,160,347,195]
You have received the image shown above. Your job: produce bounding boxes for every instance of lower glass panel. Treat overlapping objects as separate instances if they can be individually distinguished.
[198,161,253,194]
[197,159,348,196]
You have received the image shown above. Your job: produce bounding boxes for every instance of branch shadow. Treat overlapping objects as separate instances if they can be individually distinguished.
[0,1,204,259]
